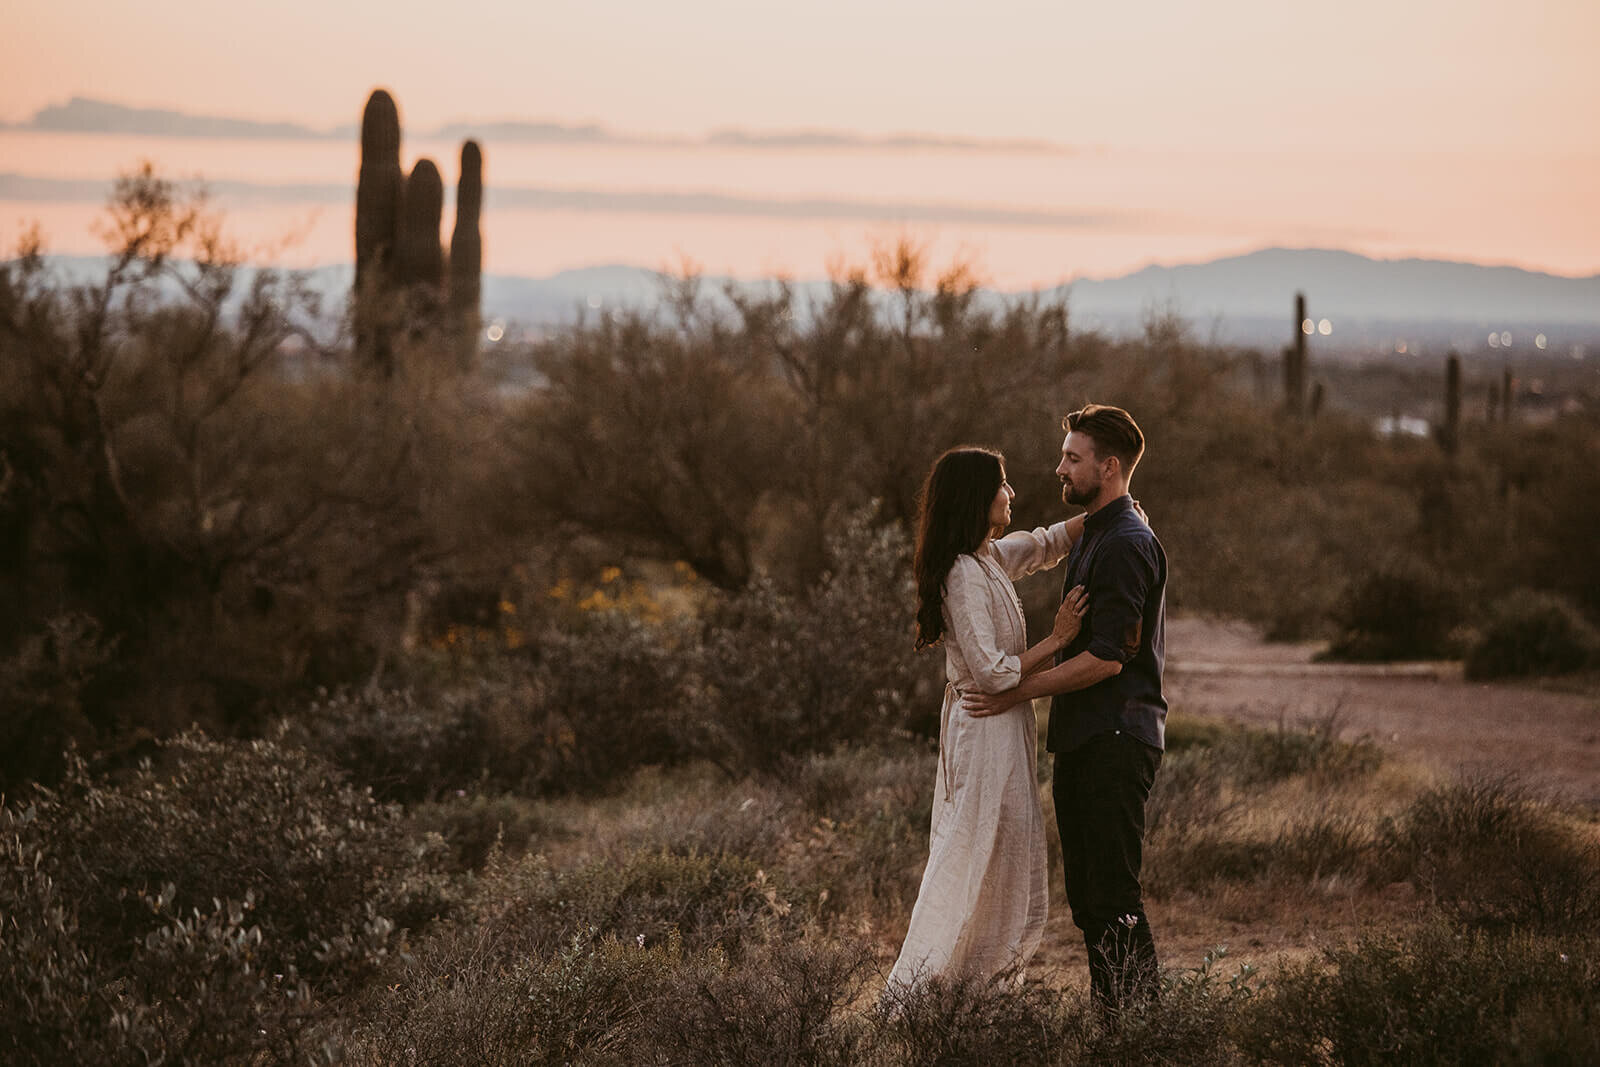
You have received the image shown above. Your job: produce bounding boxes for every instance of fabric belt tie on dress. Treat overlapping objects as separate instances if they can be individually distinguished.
[939,682,961,803]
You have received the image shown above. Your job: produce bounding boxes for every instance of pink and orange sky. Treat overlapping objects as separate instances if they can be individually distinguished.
[3,0,1598,286]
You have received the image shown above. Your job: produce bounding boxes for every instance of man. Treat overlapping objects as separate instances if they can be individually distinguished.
[965,403,1167,1016]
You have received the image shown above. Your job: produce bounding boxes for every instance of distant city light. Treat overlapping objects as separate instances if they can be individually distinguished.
[1488,333,1501,348]
[1301,318,1315,335]
[1535,333,1548,350]
[1500,331,1512,346]
[587,294,603,309]
[485,322,505,343]
[1318,318,1332,336]
[1375,415,1431,439]
[1395,341,1408,355]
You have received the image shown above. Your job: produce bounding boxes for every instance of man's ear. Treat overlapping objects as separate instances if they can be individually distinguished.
[1103,455,1122,480]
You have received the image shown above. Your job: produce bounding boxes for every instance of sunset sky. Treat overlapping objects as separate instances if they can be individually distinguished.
[3,0,1597,286]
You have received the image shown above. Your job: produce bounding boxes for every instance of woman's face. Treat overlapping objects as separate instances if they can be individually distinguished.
[987,474,1015,533]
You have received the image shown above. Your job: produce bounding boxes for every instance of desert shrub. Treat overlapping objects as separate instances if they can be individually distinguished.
[1377,774,1600,929]
[1464,588,1600,679]
[697,513,927,776]
[1144,743,1237,849]
[530,608,702,792]
[344,924,682,1067]
[642,939,875,1065]
[1164,713,1380,789]
[410,792,560,871]
[1148,718,1380,891]
[1225,712,1384,786]
[286,686,494,803]
[464,846,800,964]
[1148,716,1378,846]
[1081,945,1259,1066]
[290,608,699,799]
[874,970,1075,1066]
[1323,557,1464,661]
[1,792,339,1065]
[21,732,451,992]
[0,613,118,790]
[1238,921,1600,1066]
[776,746,938,920]
[1266,812,1373,882]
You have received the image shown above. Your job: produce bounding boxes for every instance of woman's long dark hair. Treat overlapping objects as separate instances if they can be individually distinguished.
[913,447,1005,649]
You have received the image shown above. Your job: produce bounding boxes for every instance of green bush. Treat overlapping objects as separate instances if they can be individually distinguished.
[0,828,332,1066]
[3,721,466,1064]
[19,732,451,991]
[1324,557,1464,661]
[1465,589,1600,679]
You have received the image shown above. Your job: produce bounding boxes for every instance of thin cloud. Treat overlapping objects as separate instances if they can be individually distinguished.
[9,97,1073,154]
[0,172,1133,230]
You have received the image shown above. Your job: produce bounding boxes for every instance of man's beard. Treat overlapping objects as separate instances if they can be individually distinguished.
[1063,478,1098,506]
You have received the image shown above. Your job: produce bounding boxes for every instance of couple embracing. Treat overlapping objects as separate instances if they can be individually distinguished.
[887,403,1167,1016]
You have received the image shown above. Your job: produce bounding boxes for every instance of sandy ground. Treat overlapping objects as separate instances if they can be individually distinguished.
[1165,615,1600,808]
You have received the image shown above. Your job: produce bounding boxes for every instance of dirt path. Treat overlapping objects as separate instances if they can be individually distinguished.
[1165,615,1600,808]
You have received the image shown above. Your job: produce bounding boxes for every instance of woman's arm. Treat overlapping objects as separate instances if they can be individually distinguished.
[991,514,1087,580]
[942,557,1024,694]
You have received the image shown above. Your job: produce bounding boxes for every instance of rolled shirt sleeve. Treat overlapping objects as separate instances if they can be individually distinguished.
[992,521,1076,581]
[1082,536,1157,665]
[943,555,1022,693]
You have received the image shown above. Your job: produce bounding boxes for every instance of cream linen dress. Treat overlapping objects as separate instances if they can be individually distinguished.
[886,521,1076,991]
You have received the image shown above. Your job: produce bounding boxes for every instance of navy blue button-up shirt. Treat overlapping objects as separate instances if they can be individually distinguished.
[1046,494,1168,754]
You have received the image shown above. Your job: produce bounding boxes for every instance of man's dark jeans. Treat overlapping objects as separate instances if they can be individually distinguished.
[1052,729,1163,1013]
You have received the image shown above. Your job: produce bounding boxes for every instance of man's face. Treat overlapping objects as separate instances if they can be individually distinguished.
[1056,431,1107,506]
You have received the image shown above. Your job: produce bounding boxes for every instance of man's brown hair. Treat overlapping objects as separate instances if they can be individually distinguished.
[1063,403,1145,474]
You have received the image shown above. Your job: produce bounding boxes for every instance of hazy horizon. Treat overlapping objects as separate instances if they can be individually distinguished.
[4,0,1598,286]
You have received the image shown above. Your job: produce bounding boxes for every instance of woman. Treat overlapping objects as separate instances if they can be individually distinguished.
[885,446,1088,993]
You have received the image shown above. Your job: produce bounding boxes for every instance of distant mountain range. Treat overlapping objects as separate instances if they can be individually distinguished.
[473,250,1600,353]
[1058,248,1599,326]
[29,248,1600,354]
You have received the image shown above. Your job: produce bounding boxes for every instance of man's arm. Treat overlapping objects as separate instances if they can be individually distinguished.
[964,531,1156,717]
[964,650,1121,716]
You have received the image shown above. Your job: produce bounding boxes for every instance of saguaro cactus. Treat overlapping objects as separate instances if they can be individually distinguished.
[395,159,444,290]
[1283,292,1308,417]
[355,89,403,365]
[1441,351,1461,455]
[351,90,484,370]
[449,140,483,367]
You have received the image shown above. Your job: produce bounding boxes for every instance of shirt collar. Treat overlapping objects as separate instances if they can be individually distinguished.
[1082,493,1133,534]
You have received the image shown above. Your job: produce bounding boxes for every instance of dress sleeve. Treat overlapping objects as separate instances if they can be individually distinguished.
[1082,536,1156,664]
[943,555,1022,693]
[991,521,1075,581]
